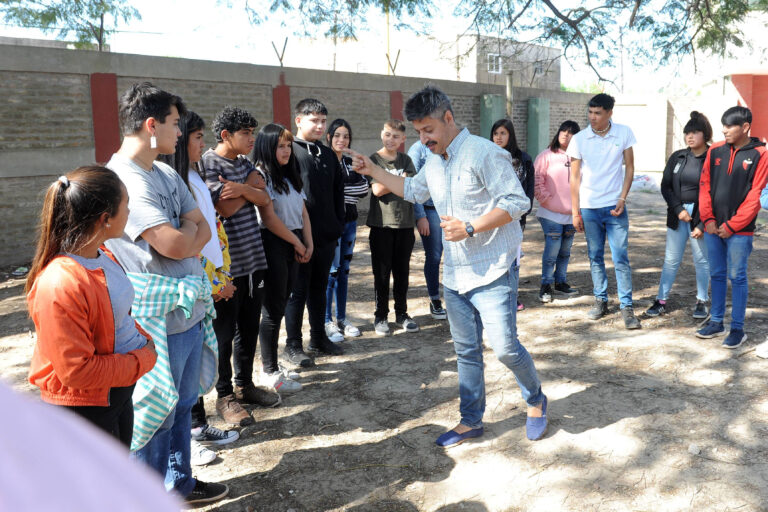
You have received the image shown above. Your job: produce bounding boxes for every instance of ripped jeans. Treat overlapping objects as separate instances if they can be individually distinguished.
[325,220,358,323]
[538,216,575,286]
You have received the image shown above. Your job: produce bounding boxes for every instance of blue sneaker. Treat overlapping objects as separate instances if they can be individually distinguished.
[526,395,548,441]
[435,426,483,447]
[722,329,747,349]
[696,320,725,339]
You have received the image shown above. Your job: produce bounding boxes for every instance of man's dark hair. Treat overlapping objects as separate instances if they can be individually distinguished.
[683,111,713,143]
[404,86,453,122]
[211,106,258,142]
[295,98,328,117]
[588,93,615,111]
[721,106,752,127]
[118,82,187,136]
[384,119,407,132]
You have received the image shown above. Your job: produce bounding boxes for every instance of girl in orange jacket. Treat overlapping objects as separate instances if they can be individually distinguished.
[27,166,157,447]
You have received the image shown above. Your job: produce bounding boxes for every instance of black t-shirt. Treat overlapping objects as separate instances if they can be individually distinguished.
[679,152,705,203]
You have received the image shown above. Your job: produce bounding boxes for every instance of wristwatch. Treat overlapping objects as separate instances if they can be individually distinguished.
[465,221,475,237]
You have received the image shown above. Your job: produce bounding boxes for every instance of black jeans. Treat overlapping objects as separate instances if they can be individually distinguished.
[260,229,300,373]
[284,241,336,348]
[65,384,135,448]
[213,269,265,397]
[369,226,415,319]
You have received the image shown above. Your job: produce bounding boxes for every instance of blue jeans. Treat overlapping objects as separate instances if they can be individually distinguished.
[581,206,633,308]
[657,204,709,302]
[419,208,444,300]
[443,266,543,428]
[705,233,752,330]
[537,217,575,285]
[326,220,357,323]
[133,321,203,496]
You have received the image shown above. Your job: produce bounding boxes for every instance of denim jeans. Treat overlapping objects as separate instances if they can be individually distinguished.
[537,217,575,285]
[285,242,336,347]
[656,204,709,302]
[326,220,358,323]
[133,321,203,496]
[419,207,444,300]
[705,233,752,330]
[581,206,633,308]
[443,266,543,428]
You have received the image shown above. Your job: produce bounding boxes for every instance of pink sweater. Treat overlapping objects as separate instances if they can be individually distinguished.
[534,148,572,215]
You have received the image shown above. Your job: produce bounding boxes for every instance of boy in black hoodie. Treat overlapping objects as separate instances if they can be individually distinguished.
[283,99,346,367]
[696,106,768,348]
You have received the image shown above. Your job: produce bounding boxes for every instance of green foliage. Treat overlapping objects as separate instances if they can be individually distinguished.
[0,0,139,51]
[242,0,432,40]
[242,0,768,82]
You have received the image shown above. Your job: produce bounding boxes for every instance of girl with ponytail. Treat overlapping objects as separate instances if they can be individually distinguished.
[646,111,713,320]
[26,166,157,447]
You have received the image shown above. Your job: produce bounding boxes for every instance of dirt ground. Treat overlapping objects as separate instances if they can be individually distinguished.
[2,188,768,512]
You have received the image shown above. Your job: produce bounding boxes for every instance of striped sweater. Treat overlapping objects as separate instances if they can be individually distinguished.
[126,271,218,451]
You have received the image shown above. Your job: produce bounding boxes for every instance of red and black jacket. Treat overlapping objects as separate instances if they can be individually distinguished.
[699,138,768,235]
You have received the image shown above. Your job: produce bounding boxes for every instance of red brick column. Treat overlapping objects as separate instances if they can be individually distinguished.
[89,73,121,163]
[272,72,291,129]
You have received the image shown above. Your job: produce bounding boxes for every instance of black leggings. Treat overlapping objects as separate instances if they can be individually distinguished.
[64,384,135,448]
[260,229,300,373]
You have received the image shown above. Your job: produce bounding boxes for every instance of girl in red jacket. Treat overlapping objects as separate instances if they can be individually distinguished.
[27,166,157,447]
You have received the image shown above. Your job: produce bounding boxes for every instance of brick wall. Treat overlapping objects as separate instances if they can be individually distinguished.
[0,175,56,260]
[0,44,592,266]
[0,71,92,151]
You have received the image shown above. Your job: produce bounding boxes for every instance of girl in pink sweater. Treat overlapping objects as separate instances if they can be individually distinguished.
[533,120,581,303]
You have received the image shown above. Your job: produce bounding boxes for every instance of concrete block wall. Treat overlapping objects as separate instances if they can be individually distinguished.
[0,43,592,266]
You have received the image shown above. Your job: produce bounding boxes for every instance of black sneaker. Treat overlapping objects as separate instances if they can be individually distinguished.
[307,337,344,356]
[622,307,641,330]
[191,424,240,446]
[396,314,419,332]
[538,284,553,303]
[554,282,579,296]
[692,300,709,319]
[645,300,666,317]
[587,299,608,320]
[430,299,447,320]
[284,345,314,368]
[185,480,229,505]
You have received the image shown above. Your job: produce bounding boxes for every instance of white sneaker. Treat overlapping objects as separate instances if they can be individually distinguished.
[756,340,768,359]
[190,440,217,466]
[264,371,302,393]
[278,363,300,381]
[339,319,361,337]
[325,321,345,343]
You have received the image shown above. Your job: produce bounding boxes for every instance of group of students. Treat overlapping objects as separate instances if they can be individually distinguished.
[22,81,768,506]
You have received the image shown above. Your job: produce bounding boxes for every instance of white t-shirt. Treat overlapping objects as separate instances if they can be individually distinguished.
[188,170,223,268]
[566,122,636,209]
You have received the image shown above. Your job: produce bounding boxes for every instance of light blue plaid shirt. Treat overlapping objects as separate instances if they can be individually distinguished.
[403,128,529,294]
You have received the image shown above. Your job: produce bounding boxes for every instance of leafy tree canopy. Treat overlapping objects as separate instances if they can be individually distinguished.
[0,0,140,51]
[242,0,768,82]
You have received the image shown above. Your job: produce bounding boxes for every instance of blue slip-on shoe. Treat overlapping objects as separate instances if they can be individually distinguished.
[722,329,747,349]
[526,395,548,441]
[435,426,484,447]
[696,320,725,339]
